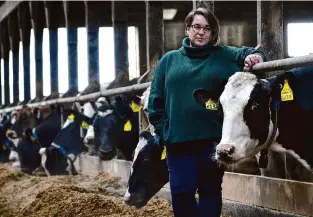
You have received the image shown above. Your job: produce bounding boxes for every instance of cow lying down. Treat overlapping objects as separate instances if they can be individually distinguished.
[193,66,313,174]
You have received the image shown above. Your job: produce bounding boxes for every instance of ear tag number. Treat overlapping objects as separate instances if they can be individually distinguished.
[205,99,217,110]
[281,79,294,101]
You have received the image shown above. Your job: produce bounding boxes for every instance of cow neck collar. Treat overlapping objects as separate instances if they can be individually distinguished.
[258,94,280,169]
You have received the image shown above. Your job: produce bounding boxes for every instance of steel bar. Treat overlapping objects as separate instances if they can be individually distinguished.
[1,54,313,114]
[251,54,313,74]
[0,82,151,114]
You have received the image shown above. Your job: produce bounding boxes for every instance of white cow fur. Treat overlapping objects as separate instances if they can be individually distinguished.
[124,136,149,201]
[218,72,311,171]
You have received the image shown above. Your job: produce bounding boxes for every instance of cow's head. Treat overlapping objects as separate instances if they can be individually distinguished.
[113,93,142,118]
[193,72,283,164]
[83,97,111,146]
[124,131,168,208]
[14,134,41,174]
[95,95,141,161]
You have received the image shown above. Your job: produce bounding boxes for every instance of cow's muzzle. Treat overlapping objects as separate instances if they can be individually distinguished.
[124,191,147,208]
[216,143,235,163]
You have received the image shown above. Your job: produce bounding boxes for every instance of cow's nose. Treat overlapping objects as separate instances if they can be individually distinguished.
[85,137,94,144]
[216,144,235,160]
[124,194,132,204]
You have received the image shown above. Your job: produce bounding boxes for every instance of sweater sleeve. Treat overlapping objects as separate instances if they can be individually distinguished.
[148,55,167,138]
[231,46,267,69]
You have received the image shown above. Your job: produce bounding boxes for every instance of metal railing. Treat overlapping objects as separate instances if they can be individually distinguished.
[0,54,312,114]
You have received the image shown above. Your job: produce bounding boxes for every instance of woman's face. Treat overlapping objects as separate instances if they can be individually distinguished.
[186,14,212,47]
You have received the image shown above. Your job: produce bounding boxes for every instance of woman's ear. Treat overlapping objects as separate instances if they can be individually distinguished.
[185,27,190,36]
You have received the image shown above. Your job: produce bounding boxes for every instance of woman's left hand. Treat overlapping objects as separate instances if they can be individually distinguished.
[243,54,263,71]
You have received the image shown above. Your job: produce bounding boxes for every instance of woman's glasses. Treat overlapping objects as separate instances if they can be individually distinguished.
[191,24,211,34]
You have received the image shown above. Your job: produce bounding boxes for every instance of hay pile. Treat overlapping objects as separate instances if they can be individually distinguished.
[0,166,173,217]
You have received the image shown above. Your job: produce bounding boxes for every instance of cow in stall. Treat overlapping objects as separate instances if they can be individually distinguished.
[193,66,313,182]
[39,109,93,176]
[6,89,81,174]
[83,72,133,154]
[15,85,97,176]
[6,105,49,172]
[0,112,15,163]
[83,77,143,161]
[124,87,169,207]
[39,76,137,175]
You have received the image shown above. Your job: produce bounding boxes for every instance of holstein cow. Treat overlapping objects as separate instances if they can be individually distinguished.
[0,113,13,162]
[13,108,72,174]
[124,87,169,207]
[6,106,46,170]
[94,93,141,161]
[124,131,168,208]
[39,109,93,176]
[6,87,84,174]
[193,66,313,179]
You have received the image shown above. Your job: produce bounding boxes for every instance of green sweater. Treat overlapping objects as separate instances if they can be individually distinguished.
[148,38,266,144]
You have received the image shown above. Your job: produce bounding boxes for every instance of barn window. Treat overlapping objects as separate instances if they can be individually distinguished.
[9,50,13,103]
[77,27,88,92]
[19,42,24,102]
[43,28,51,96]
[30,29,36,99]
[58,28,69,94]
[99,27,115,85]
[1,59,4,104]
[128,26,140,80]
[98,26,140,87]
[288,23,313,57]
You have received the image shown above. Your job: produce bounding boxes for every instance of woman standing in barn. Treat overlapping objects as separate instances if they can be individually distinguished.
[148,7,266,217]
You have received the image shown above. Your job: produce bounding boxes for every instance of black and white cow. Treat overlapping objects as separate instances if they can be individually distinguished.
[94,93,141,161]
[39,109,94,176]
[82,91,142,161]
[0,113,13,163]
[124,131,168,208]
[14,108,72,174]
[193,66,313,178]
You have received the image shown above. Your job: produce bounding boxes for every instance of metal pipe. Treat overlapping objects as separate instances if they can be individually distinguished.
[251,54,313,73]
[1,54,313,114]
[0,82,151,114]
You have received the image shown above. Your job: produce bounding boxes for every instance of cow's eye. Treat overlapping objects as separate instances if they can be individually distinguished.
[142,157,149,164]
[251,102,259,111]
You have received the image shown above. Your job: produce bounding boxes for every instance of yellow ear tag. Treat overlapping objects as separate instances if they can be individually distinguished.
[124,120,132,131]
[205,99,217,110]
[131,101,141,112]
[281,79,294,101]
[2,144,6,150]
[81,121,89,129]
[161,146,166,160]
[67,114,75,121]
[30,136,36,142]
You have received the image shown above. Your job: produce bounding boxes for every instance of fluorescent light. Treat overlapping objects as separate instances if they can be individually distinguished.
[163,9,177,20]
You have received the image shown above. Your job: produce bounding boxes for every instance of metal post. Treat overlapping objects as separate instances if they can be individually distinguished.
[63,1,78,93]
[85,1,99,83]
[18,2,31,102]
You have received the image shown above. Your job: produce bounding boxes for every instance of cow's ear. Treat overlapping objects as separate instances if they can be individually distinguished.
[193,89,214,107]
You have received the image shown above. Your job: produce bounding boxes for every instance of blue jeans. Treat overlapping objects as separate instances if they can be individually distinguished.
[166,140,224,217]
